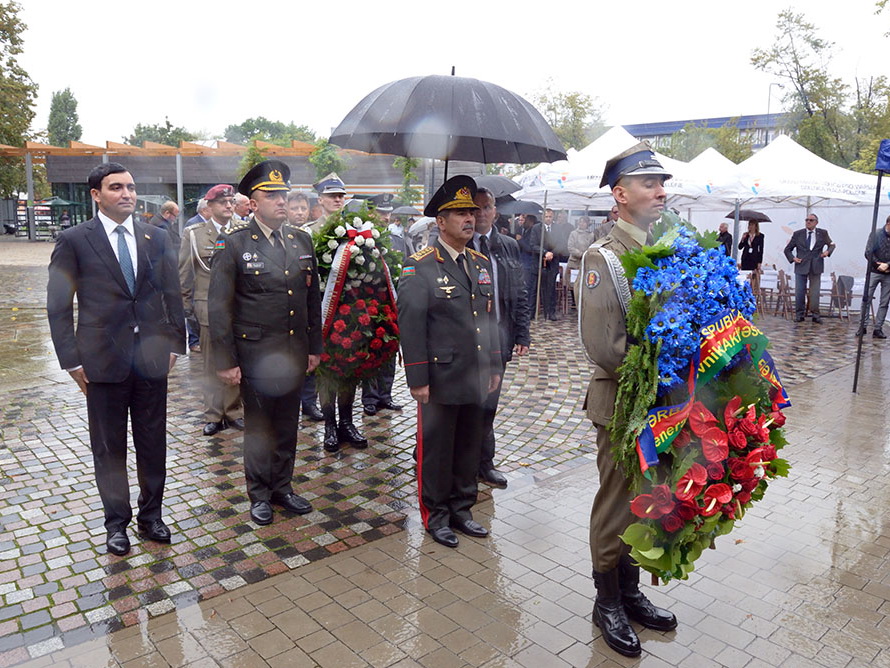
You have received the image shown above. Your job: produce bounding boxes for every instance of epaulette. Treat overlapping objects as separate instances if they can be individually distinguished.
[182,221,203,233]
[283,222,311,239]
[467,247,489,262]
[409,246,443,263]
[225,220,251,234]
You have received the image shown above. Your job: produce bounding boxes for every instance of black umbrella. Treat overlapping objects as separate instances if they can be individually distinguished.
[392,205,422,216]
[474,175,521,198]
[329,75,566,166]
[498,199,543,216]
[725,209,771,223]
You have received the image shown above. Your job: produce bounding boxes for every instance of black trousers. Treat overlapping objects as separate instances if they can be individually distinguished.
[417,401,484,530]
[361,355,396,407]
[478,363,505,472]
[241,376,302,503]
[86,368,168,533]
[529,263,559,318]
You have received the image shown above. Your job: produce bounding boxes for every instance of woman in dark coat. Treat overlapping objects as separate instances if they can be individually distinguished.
[738,220,764,293]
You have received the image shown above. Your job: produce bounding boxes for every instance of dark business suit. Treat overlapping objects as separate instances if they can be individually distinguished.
[468,229,530,473]
[47,216,186,532]
[526,222,562,318]
[783,226,835,318]
[397,241,500,530]
[208,220,322,503]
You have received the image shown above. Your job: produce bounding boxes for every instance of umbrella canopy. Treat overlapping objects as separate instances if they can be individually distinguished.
[725,209,771,223]
[36,196,85,207]
[392,205,421,216]
[498,199,543,216]
[329,75,566,164]
[474,174,521,198]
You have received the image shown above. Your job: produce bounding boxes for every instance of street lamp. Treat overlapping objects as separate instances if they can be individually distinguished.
[766,82,785,145]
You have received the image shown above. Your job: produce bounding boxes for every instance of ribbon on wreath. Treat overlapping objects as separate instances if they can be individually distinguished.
[635,309,783,474]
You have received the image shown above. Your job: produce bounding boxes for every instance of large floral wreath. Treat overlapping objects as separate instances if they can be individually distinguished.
[607,215,791,583]
[312,207,402,391]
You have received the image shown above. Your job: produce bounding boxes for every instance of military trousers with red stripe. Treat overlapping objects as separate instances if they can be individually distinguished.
[417,401,485,530]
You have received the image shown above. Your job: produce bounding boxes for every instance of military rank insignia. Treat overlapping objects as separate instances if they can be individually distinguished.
[586,270,601,289]
[477,268,492,285]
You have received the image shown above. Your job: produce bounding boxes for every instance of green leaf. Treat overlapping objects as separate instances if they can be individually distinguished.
[619,523,656,551]
[638,546,665,560]
[769,458,792,477]
[769,428,788,448]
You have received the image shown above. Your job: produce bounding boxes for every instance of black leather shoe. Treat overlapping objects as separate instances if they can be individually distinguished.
[322,405,339,452]
[271,493,312,515]
[856,327,867,337]
[203,421,223,436]
[812,315,822,324]
[378,399,403,411]
[429,526,458,548]
[593,568,641,657]
[249,501,273,525]
[450,518,489,537]
[874,329,887,339]
[363,403,378,416]
[478,467,508,488]
[302,403,325,421]
[106,530,130,556]
[794,316,805,322]
[337,422,368,448]
[225,417,244,431]
[137,520,171,543]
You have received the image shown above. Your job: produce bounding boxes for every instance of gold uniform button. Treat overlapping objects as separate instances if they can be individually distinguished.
[477,345,482,351]
[473,311,478,316]
[285,270,290,276]
[287,289,293,295]
[433,356,438,362]
[242,333,247,338]
[471,294,476,299]
[254,270,259,275]
[289,329,294,335]
[289,310,295,316]
[476,328,481,333]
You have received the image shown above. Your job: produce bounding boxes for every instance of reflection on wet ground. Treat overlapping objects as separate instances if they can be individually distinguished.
[1,239,889,666]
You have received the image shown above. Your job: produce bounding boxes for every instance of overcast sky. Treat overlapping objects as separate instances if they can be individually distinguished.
[18,0,889,149]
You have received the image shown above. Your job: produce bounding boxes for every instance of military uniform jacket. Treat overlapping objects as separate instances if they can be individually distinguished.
[576,222,640,426]
[208,219,323,379]
[397,240,501,405]
[179,218,223,327]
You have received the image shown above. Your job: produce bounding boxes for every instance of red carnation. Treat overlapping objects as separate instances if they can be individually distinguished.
[706,462,725,480]
[375,327,386,338]
[333,319,347,333]
[341,338,353,349]
[370,338,383,350]
[369,299,379,307]
[350,330,362,341]
[701,483,732,516]
[330,332,343,345]
[367,306,379,316]
[355,299,366,309]
[364,286,375,295]
[689,401,718,436]
[320,353,331,362]
[661,512,685,533]
[339,304,351,315]
[358,314,371,326]
[676,463,707,501]
[701,427,729,463]
[391,322,400,335]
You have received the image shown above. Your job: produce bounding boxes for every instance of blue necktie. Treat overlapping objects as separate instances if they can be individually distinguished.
[115,226,136,294]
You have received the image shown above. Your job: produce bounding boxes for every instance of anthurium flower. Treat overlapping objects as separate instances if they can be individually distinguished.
[702,427,729,463]
[769,409,786,427]
[689,402,718,436]
[724,395,742,430]
[761,444,777,461]
[701,483,733,516]
[676,463,707,501]
[651,485,676,514]
[631,494,668,519]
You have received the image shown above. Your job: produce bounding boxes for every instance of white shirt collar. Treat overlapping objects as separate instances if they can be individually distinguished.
[98,210,134,237]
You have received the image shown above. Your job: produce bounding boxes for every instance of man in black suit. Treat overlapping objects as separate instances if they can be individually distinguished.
[208,160,322,526]
[398,176,501,549]
[526,208,563,320]
[470,187,530,488]
[148,200,181,251]
[47,163,186,556]
[783,213,836,323]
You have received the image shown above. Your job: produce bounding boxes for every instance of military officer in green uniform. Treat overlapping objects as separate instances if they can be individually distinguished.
[577,143,678,657]
[208,160,322,526]
[398,176,501,549]
[180,184,244,436]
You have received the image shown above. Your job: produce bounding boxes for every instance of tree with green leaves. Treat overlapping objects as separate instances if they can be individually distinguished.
[47,88,82,146]
[123,117,197,146]
[0,1,38,198]
[392,156,421,204]
[224,117,316,146]
[661,119,753,163]
[532,80,606,150]
[308,139,348,181]
[237,145,268,180]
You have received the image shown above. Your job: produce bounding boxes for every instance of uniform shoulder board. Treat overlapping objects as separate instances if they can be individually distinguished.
[225,220,250,234]
[183,221,202,233]
[467,247,489,262]
[409,246,441,262]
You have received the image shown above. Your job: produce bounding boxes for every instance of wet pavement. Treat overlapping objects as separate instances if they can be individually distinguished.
[1,236,889,667]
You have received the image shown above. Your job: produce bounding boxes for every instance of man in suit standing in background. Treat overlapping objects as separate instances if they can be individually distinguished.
[47,162,185,556]
[470,187,530,488]
[783,213,836,323]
